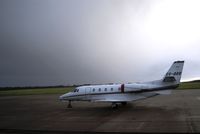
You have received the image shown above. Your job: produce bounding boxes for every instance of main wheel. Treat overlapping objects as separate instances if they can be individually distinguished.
[111,103,118,109]
[121,102,127,106]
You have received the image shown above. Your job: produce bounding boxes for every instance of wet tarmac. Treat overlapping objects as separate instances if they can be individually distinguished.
[0,89,200,133]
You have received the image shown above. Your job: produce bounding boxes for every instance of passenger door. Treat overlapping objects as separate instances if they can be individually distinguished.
[85,87,91,100]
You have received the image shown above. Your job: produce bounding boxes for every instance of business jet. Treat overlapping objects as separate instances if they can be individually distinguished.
[59,61,184,108]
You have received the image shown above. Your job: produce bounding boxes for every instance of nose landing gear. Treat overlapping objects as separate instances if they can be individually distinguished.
[67,100,72,108]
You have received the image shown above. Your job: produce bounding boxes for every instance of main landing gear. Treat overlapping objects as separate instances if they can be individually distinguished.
[67,100,72,108]
[111,102,127,109]
[111,103,118,109]
[121,102,127,106]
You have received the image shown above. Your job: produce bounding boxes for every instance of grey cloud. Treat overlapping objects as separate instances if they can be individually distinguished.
[0,0,200,87]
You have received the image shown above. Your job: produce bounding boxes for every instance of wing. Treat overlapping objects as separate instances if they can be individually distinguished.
[90,92,159,102]
[152,90,171,95]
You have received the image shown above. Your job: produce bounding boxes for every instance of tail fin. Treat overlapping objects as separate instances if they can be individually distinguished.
[163,61,184,83]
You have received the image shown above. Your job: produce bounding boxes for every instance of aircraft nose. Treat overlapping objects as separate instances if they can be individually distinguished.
[59,93,71,101]
[59,94,67,101]
[59,95,64,101]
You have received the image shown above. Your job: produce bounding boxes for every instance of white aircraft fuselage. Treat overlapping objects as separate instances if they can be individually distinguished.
[59,61,184,108]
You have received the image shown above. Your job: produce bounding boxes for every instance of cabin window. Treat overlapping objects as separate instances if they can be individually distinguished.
[111,88,113,91]
[104,88,107,91]
[93,88,95,92]
[99,88,101,92]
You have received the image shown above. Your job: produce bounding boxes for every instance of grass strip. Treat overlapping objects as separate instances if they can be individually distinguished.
[0,87,74,96]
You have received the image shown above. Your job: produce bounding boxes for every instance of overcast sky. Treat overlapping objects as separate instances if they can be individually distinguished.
[1,0,200,87]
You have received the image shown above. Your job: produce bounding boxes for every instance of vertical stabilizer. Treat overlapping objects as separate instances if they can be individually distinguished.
[163,61,184,83]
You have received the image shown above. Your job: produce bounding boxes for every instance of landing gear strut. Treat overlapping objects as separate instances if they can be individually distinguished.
[121,102,127,106]
[67,100,72,108]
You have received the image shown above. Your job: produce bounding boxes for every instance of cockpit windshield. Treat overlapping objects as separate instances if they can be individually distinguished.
[73,88,79,92]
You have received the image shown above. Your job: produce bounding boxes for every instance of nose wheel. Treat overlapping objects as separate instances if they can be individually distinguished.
[67,100,72,108]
